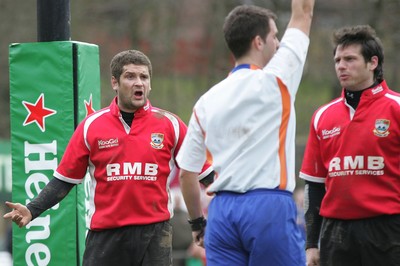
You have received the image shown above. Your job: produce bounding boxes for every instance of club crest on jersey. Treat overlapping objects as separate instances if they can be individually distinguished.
[373,119,390,137]
[150,133,164,149]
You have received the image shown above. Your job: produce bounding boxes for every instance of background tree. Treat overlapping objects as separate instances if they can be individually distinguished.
[0,0,399,145]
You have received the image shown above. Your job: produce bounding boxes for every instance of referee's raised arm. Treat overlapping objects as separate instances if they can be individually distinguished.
[287,0,315,36]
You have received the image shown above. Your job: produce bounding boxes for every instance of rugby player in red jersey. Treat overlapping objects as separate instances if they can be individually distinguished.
[4,50,213,266]
[300,25,400,266]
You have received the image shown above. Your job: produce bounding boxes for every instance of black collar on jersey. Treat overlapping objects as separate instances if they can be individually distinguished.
[345,81,379,110]
[120,110,134,127]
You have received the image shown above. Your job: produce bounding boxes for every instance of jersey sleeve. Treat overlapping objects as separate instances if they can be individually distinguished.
[176,100,208,173]
[299,112,327,183]
[173,114,188,159]
[265,28,310,96]
[54,120,90,184]
[175,107,214,185]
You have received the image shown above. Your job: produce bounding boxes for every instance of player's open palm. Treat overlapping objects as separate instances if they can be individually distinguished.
[3,201,32,228]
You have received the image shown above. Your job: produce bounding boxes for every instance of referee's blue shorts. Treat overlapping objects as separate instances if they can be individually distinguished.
[205,189,305,266]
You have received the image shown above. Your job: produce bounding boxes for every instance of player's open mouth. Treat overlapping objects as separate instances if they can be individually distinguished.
[133,90,144,100]
[134,91,143,97]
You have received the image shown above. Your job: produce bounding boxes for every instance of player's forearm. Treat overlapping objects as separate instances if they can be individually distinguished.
[179,169,204,219]
[304,180,325,249]
[27,177,75,220]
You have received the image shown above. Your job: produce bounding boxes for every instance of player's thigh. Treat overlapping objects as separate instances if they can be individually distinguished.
[360,215,400,266]
[83,228,131,266]
[320,219,359,266]
[142,221,172,266]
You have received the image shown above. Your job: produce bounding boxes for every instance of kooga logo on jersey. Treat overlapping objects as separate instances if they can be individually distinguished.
[322,127,341,139]
[98,138,119,149]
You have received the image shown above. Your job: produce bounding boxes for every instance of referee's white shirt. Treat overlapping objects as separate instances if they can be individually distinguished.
[177,28,310,193]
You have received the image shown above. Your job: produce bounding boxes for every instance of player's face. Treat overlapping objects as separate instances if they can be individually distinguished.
[112,64,151,112]
[262,19,279,66]
[334,44,376,91]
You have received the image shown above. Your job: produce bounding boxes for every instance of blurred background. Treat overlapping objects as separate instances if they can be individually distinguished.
[0,0,399,264]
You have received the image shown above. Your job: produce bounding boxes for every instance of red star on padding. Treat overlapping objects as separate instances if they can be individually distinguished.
[22,93,57,132]
[84,94,95,117]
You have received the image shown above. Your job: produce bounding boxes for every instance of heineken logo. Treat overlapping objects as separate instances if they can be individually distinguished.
[21,93,96,132]
[10,41,101,265]
[84,94,95,116]
[24,140,59,266]
[22,93,57,132]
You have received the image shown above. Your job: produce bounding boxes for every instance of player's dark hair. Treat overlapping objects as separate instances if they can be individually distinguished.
[223,5,277,59]
[110,50,153,81]
[333,25,384,82]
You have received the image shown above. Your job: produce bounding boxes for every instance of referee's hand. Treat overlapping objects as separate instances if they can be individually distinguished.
[192,229,205,247]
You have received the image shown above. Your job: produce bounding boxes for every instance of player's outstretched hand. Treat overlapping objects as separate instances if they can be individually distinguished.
[3,201,32,228]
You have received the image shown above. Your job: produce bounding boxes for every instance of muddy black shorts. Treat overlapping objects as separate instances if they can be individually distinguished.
[320,214,400,266]
[83,221,172,266]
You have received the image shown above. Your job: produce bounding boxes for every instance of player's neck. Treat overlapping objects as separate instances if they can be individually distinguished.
[235,55,263,69]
